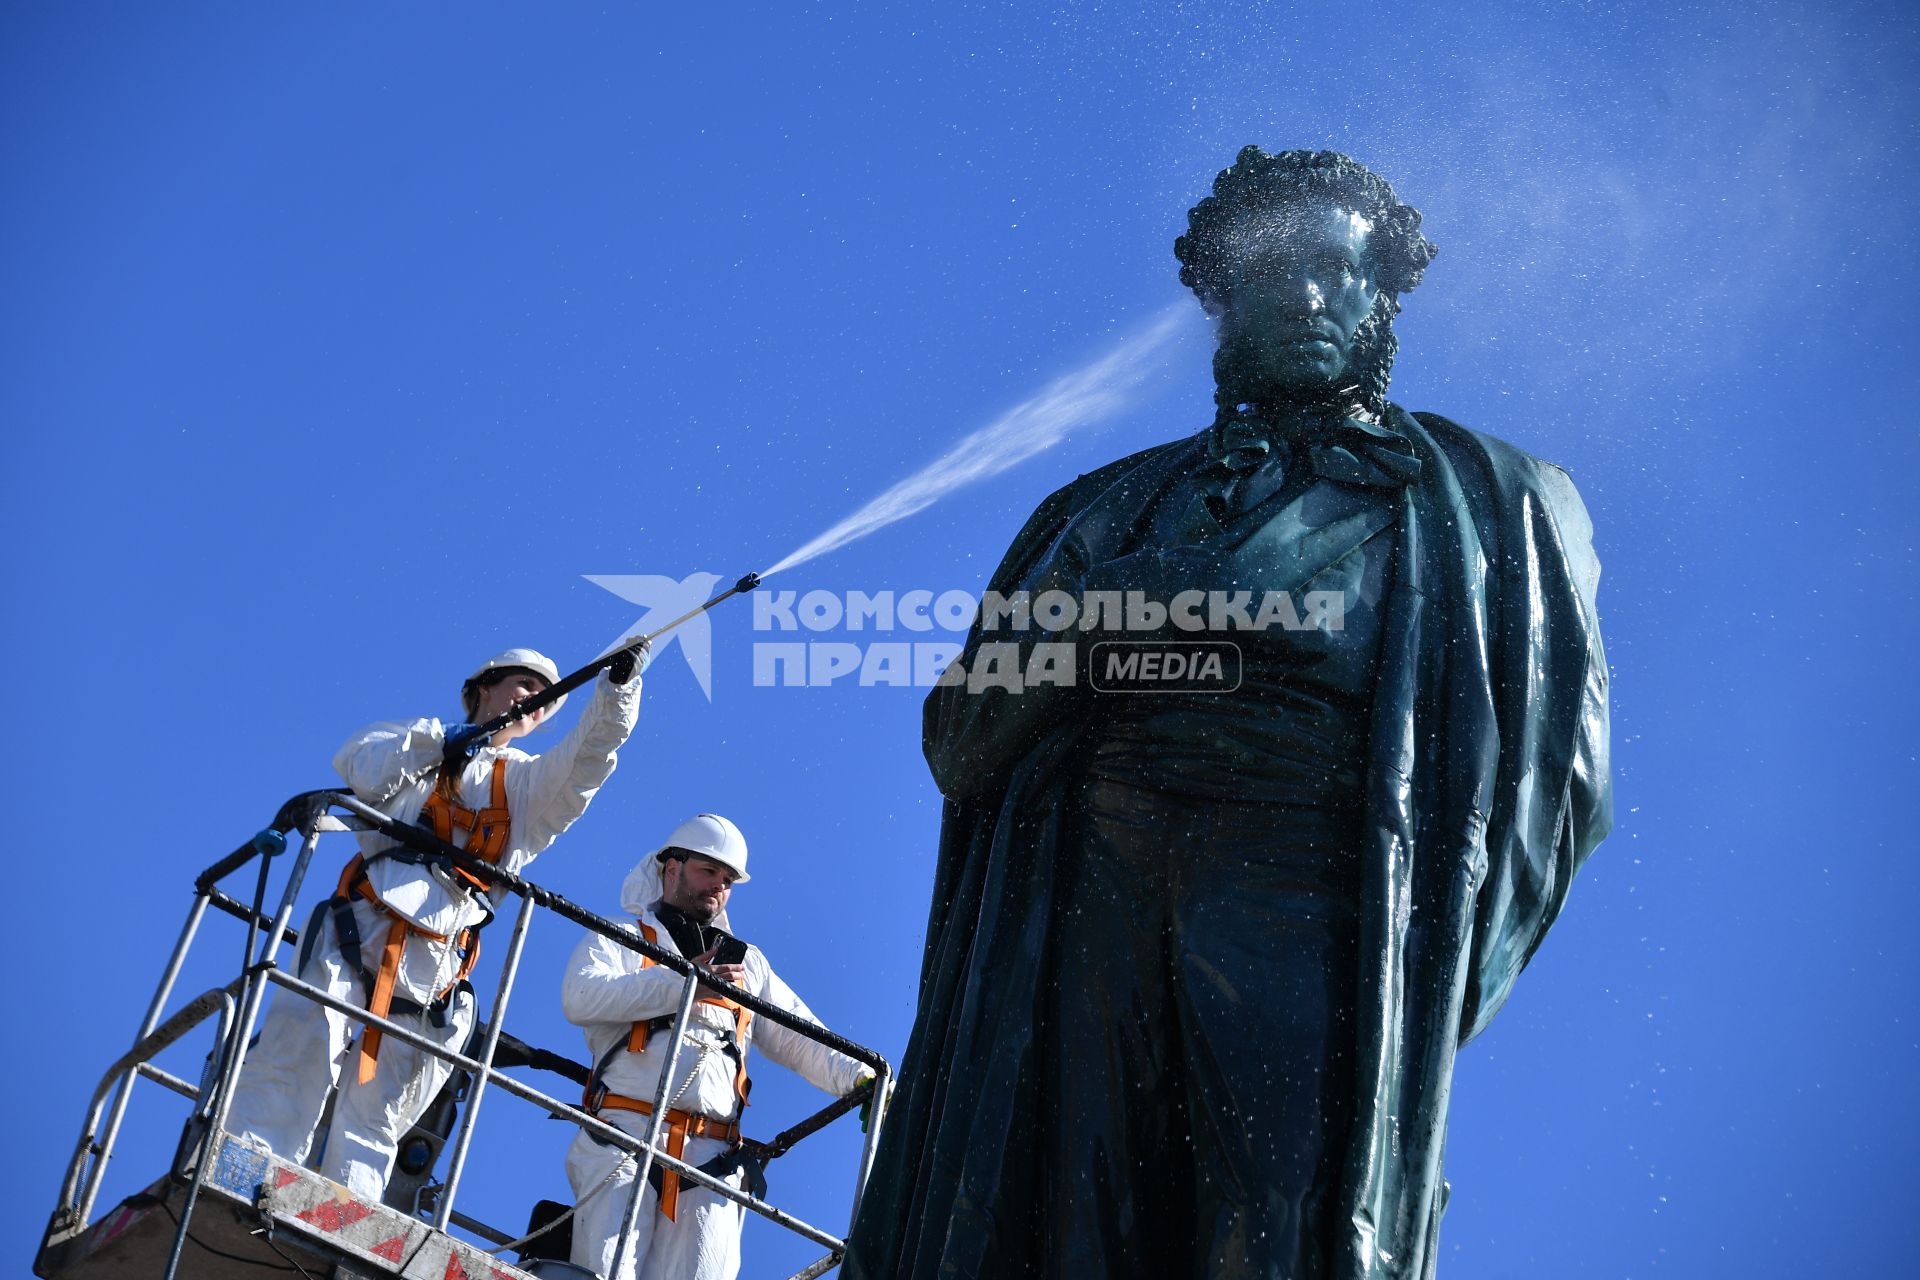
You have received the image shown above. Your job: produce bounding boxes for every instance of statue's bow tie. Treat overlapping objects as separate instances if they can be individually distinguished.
[1208,409,1423,488]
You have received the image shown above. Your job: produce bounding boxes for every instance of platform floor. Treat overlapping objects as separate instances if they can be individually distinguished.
[37,1132,538,1280]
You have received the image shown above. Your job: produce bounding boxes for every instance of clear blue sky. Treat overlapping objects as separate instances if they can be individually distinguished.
[5,3,1917,1276]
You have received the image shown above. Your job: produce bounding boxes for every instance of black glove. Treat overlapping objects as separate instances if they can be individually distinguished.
[608,637,650,685]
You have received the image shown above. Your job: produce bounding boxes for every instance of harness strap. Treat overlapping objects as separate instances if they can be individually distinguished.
[626,923,754,1105]
[421,757,512,891]
[578,920,757,1220]
[586,1095,741,1221]
[332,855,482,1085]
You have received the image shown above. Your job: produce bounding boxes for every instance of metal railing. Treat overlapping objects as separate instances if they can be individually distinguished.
[43,788,892,1280]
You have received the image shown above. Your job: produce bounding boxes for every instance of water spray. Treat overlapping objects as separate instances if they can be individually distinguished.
[762,305,1190,577]
[492,306,1188,741]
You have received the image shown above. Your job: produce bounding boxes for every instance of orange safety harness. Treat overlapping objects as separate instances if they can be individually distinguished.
[419,757,512,887]
[583,921,753,1220]
[331,759,511,1085]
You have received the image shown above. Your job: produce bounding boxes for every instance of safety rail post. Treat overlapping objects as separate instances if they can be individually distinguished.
[66,892,214,1228]
[162,812,322,1280]
[850,1061,892,1220]
[238,830,279,981]
[788,1254,845,1280]
[432,889,537,1232]
[199,990,241,1115]
[609,968,703,1279]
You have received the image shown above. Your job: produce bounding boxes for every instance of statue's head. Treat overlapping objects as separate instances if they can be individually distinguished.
[1176,147,1438,419]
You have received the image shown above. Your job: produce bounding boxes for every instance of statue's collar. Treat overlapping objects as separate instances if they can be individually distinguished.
[1204,404,1422,489]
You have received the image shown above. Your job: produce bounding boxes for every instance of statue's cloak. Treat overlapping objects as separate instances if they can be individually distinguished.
[845,408,1611,1280]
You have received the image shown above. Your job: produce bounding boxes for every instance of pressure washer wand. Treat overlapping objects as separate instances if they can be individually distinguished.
[462,571,763,744]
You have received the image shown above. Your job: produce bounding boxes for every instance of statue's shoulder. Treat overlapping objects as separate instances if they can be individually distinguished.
[981,436,1201,592]
[1410,409,1600,604]
[1413,410,1591,521]
[1037,434,1202,520]
[1410,410,1579,495]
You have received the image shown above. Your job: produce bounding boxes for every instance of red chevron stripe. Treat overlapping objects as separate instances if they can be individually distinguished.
[298,1197,373,1233]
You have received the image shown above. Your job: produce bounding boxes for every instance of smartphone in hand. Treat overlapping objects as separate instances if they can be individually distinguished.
[709,933,749,967]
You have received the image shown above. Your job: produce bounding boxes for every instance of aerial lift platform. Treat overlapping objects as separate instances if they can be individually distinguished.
[36,788,891,1280]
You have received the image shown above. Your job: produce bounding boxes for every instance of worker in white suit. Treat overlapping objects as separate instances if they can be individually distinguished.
[563,814,868,1280]
[228,645,645,1201]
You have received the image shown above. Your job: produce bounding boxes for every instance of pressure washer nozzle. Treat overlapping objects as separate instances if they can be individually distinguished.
[736,572,763,593]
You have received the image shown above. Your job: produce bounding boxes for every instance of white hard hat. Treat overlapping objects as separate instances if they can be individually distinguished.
[619,814,750,929]
[463,647,565,724]
[660,813,750,882]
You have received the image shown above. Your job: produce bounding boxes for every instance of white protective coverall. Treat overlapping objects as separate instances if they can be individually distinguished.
[227,671,643,1201]
[563,855,865,1280]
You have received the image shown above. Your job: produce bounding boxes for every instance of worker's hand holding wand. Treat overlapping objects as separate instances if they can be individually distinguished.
[440,721,492,772]
[607,636,651,685]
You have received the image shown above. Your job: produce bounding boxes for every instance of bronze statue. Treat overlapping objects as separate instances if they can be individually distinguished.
[845,147,1612,1279]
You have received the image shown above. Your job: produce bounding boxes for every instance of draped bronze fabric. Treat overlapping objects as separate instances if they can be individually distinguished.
[844,409,1610,1280]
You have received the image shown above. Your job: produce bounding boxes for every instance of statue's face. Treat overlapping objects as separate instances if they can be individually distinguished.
[1218,201,1382,403]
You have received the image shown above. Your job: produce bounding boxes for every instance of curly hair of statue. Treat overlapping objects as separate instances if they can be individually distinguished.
[1176,147,1440,423]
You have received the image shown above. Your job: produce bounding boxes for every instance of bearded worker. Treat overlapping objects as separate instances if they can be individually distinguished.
[562,814,869,1280]
[844,147,1612,1279]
